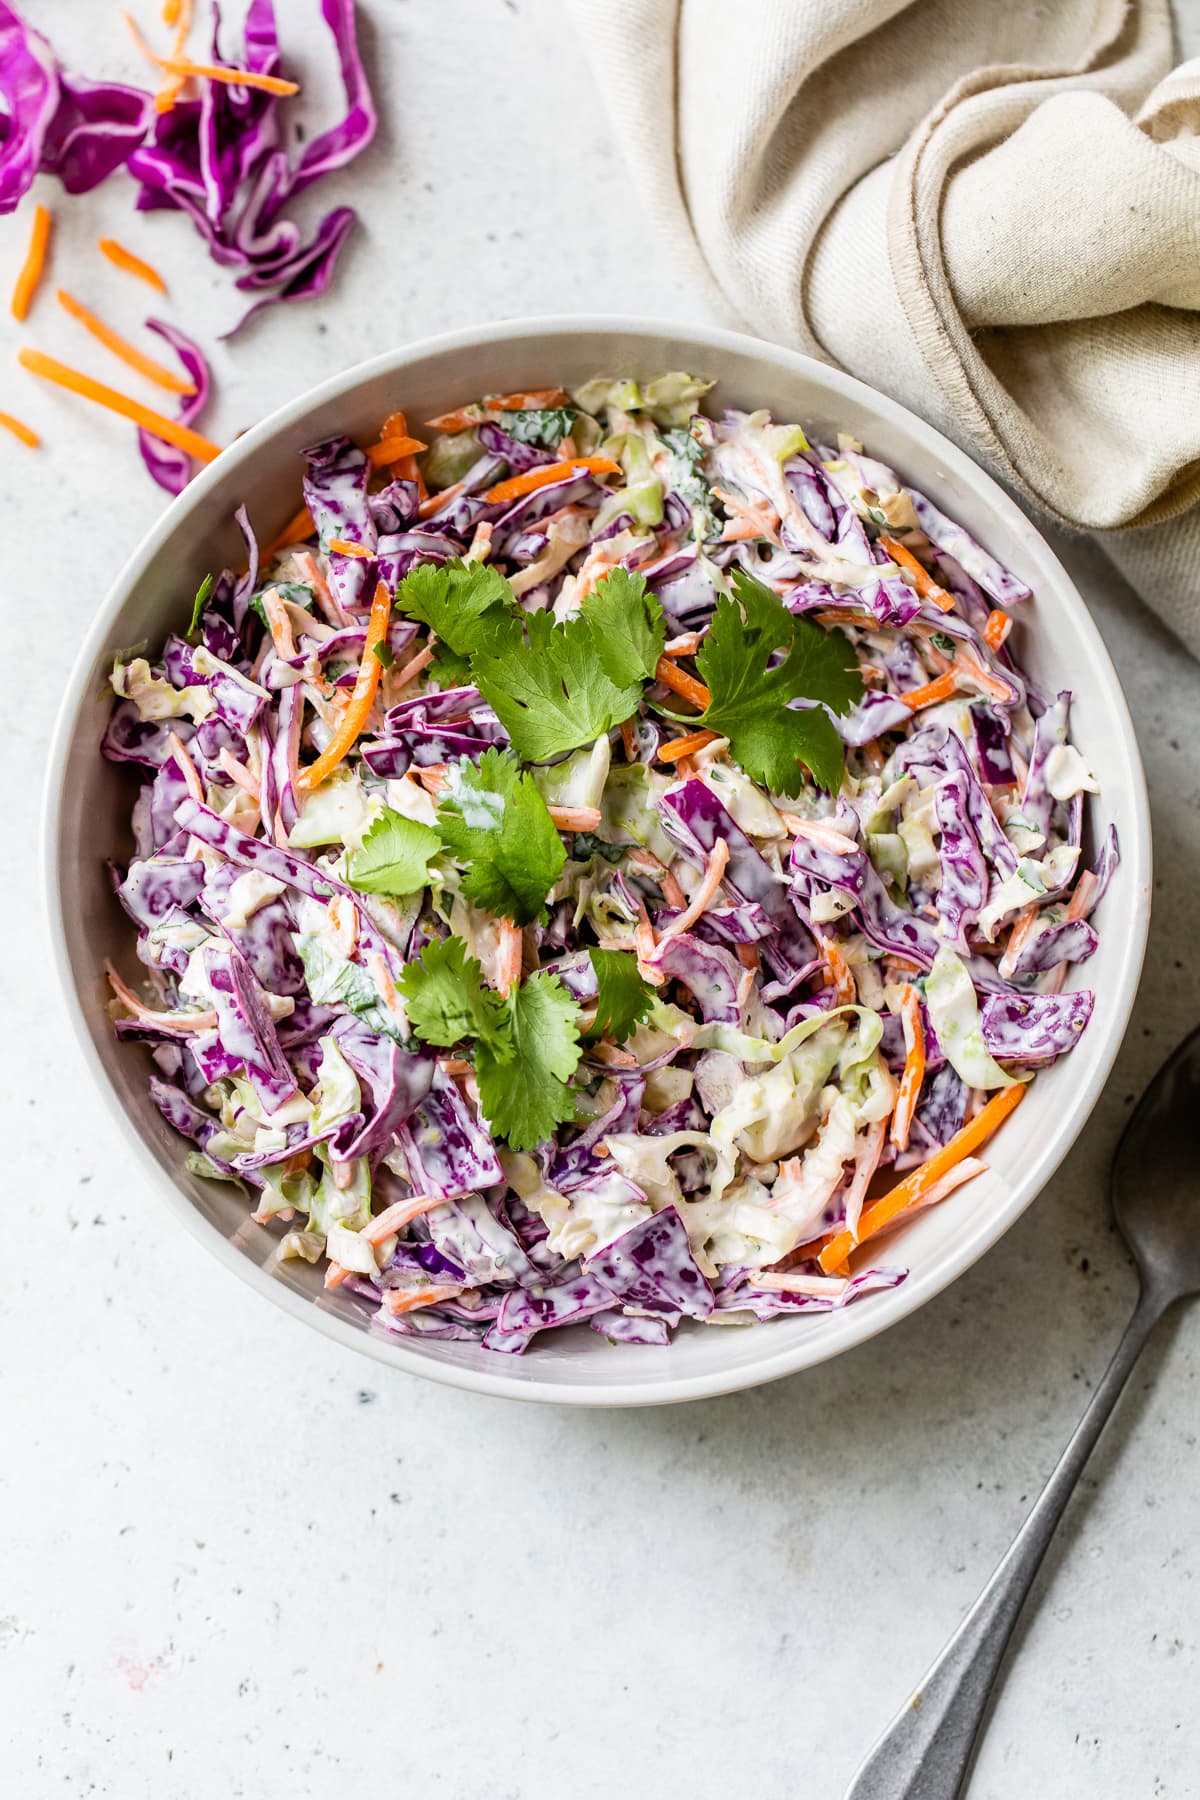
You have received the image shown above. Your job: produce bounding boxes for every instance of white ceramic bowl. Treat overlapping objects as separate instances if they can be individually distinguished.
[45,317,1151,1406]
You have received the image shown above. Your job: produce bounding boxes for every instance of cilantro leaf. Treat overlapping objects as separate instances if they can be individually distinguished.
[472,609,642,763]
[587,948,654,1042]
[475,971,581,1150]
[346,808,441,897]
[436,749,566,925]
[570,832,631,865]
[397,937,507,1053]
[186,573,215,641]
[498,407,578,448]
[294,934,406,1045]
[371,640,395,669]
[249,581,313,630]
[694,567,862,795]
[395,558,517,660]
[581,568,665,688]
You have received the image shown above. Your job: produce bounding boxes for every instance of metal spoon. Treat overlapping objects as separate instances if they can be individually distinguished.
[845,1025,1200,1800]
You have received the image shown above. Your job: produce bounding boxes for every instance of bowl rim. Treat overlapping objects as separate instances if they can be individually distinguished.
[44,312,1152,1407]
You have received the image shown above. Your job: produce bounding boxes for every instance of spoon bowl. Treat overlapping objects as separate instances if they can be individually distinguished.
[1112,1025,1200,1303]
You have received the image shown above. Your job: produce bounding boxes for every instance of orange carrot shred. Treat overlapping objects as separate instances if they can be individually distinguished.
[55,288,197,394]
[0,411,39,448]
[17,348,221,463]
[483,456,621,506]
[264,504,315,558]
[983,608,1012,650]
[328,538,374,560]
[654,654,711,712]
[889,984,926,1153]
[366,433,426,468]
[899,669,960,711]
[658,728,719,764]
[11,203,52,322]
[297,579,391,791]
[818,1082,1026,1273]
[879,534,956,613]
[98,237,167,293]
[164,57,299,96]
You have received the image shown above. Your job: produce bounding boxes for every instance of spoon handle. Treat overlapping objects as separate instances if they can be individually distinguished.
[844,1285,1165,1800]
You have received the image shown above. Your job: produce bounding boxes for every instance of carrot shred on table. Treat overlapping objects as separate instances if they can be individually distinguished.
[889,984,926,1152]
[11,202,52,322]
[98,236,167,293]
[328,537,374,560]
[654,654,711,711]
[55,288,196,394]
[899,668,959,711]
[0,411,39,447]
[983,608,1012,650]
[817,1081,1026,1273]
[879,534,955,613]
[658,728,719,765]
[483,455,621,506]
[297,579,391,790]
[17,348,221,462]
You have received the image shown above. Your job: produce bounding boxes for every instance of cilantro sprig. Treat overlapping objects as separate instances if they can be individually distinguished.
[472,570,664,762]
[691,568,863,795]
[436,749,565,926]
[395,558,518,686]
[586,948,654,1043]
[347,810,442,897]
[398,938,581,1150]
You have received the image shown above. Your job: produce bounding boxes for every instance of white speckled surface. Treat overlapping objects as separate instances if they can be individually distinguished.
[3,3,1199,1794]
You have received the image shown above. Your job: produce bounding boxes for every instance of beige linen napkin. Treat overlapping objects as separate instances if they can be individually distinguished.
[570,0,1200,654]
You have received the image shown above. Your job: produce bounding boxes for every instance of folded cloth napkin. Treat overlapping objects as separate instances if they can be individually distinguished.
[570,0,1200,655]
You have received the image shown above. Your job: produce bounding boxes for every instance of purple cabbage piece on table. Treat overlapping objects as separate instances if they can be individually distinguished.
[0,4,58,212]
[137,321,211,496]
[40,71,152,193]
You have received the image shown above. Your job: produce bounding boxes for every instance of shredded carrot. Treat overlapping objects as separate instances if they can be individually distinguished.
[297,579,391,791]
[394,642,436,689]
[18,347,221,462]
[217,747,260,799]
[104,959,216,1032]
[424,403,486,434]
[654,655,711,711]
[384,1285,462,1316]
[619,718,638,761]
[659,839,730,940]
[818,933,856,1004]
[0,411,39,447]
[292,549,346,628]
[55,288,196,394]
[123,14,300,95]
[890,984,926,1153]
[879,534,955,613]
[166,729,205,803]
[483,455,621,506]
[490,387,569,412]
[1066,870,1100,922]
[953,640,1013,704]
[464,519,493,563]
[779,814,860,855]
[663,632,702,657]
[260,589,298,660]
[658,728,719,765]
[417,478,464,520]
[844,1119,888,1242]
[495,919,524,998]
[364,1194,443,1246]
[590,1041,640,1068]
[900,668,960,711]
[818,1081,1026,1273]
[366,432,426,468]
[547,805,602,831]
[162,0,184,23]
[324,1262,351,1289]
[328,537,374,560]
[11,203,52,322]
[98,237,167,293]
[983,609,1012,650]
[412,764,447,796]
[264,504,315,559]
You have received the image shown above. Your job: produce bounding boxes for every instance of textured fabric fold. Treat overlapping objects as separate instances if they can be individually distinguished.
[571,0,1200,654]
